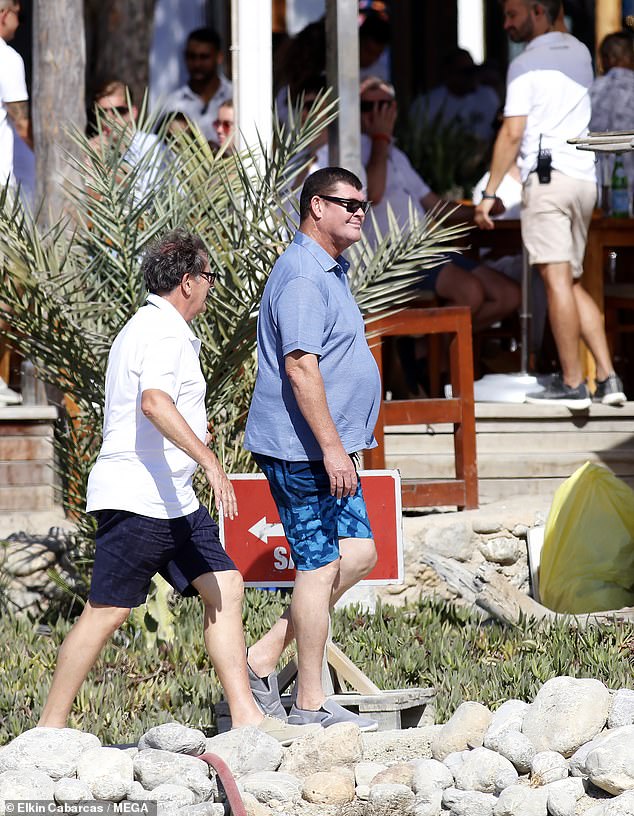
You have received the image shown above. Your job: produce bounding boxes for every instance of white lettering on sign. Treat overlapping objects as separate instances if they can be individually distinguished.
[273,546,295,571]
[248,516,285,543]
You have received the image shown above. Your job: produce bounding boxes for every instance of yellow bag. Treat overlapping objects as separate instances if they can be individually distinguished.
[540,462,634,614]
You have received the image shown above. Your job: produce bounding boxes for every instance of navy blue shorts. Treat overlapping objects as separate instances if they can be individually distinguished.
[89,506,237,608]
[418,251,479,292]
[254,454,374,572]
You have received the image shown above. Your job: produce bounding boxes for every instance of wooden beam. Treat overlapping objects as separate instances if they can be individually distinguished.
[596,0,622,62]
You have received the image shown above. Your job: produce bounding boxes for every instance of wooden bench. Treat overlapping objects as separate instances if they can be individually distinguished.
[364,306,478,510]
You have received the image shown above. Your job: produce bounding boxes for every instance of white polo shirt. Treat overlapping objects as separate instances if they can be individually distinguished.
[86,294,207,519]
[504,32,596,184]
[0,36,28,186]
[160,75,232,142]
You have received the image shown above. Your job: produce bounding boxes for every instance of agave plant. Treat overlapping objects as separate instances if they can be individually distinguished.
[0,94,470,591]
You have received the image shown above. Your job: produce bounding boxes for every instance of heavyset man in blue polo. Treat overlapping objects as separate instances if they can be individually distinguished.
[244,167,381,730]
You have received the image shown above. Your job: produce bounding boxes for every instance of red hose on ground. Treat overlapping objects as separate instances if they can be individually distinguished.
[197,752,247,816]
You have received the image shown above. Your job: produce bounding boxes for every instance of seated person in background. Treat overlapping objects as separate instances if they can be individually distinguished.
[410,49,500,143]
[590,31,634,182]
[214,99,235,153]
[161,27,232,145]
[348,77,520,333]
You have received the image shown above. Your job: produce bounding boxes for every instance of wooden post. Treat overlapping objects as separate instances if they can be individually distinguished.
[596,0,622,63]
[32,0,86,223]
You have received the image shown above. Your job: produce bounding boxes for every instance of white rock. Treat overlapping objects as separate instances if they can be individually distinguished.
[0,728,100,780]
[54,777,94,803]
[279,722,362,777]
[127,781,157,801]
[240,771,302,803]
[451,746,518,794]
[370,761,415,788]
[368,782,416,811]
[164,767,216,803]
[412,758,454,793]
[585,726,634,794]
[138,723,206,756]
[484,701,529,751]
[150,783,196,807]
[205,727,282,777]
[355,761,387,787]
[179,805,224,816]
[570,729,613,777]
[442,787,497,816]
[522,677,610,756]
[425,523,474,561]
[239,791,269,816]
[432,702,493,761]
[545,777,586,816]
[492,784,549,816]
[356,784,370,801]
[609,690,634,729]
[133,749,209,790]
[0,769,55,808]
[603,790,634,815]
[362,726,438,762]
[478,537,522,565]
[492,730,536,774]
[76,747,134,802]
[530,750,569,785]
[413,786,443,816]
[302,770,355,804]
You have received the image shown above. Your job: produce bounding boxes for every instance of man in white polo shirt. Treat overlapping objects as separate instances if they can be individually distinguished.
[37,230,312,745]
[475,0,625,408]
[0,0,31,189]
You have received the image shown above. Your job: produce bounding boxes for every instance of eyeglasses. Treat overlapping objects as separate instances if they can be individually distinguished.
[213,119,233,132]
[319,195,372,214]
[198,271,216,285]
[99,105,129,116]
[360,99,393,113]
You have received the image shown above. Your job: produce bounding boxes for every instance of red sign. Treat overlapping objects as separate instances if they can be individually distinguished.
[219,470,403,587]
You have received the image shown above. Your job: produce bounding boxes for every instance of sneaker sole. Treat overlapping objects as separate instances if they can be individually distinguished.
[601,392,626,406]
[288,716,379,732]
[525,395,591,410]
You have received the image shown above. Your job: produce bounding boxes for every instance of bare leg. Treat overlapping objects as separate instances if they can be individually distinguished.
[38,602,130,727]
[572,281,613,382]
[192,570,263,728]
[538,262,584,387]
[247,538,377,682]
[435,263,520,331]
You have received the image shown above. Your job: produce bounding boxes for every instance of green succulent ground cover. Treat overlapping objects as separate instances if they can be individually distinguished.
[3,591,633,746]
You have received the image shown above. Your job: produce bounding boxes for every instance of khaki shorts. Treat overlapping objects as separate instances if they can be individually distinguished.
[521,170,596,279]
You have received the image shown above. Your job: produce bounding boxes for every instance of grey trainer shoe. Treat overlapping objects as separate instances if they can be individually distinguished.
[287,699,378,732]
[593,372,626,406]
[256,715,320,746]
[247,663,287,721]
[525,374,591,410]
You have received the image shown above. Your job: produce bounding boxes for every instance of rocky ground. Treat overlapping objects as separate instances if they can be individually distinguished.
[3,676,634,816]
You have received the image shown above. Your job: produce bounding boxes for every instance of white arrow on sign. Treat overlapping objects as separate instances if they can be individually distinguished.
[248,516,285,544]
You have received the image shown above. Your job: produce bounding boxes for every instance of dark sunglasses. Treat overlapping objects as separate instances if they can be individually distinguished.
[360,99,393,113]
[99,105,129,116]
[198,271,216,285]
[319,195,372,214]
[213,119,233,132]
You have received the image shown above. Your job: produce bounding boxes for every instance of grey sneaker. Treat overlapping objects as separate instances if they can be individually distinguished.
[525,374,591,410]
[593,372,626,406]
[247,663,287,721]
[287,699,378,732]
[256,715,320,746]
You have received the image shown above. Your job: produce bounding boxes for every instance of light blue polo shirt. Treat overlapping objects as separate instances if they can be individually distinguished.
[244,231,381,461]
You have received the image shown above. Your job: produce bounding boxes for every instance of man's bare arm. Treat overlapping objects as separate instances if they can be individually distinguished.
[285,350,357,499]
[474,116,526,230]
[6,100,33,149]
[141,388,237,518]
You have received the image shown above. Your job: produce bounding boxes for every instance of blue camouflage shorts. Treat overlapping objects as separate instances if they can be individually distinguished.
[253,454,374,571]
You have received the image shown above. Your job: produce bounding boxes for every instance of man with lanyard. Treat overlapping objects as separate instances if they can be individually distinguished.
[244,168,380,731]
[475,0,625,408]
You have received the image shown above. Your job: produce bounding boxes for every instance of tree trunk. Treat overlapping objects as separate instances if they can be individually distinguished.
[84,0,157,108]
[33,0,86,224]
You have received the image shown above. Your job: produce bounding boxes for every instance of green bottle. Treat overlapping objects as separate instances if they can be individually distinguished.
[611,156,629,218]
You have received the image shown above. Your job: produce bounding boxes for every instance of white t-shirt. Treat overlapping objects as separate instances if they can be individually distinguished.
[160,75,232,141]
[315,135,431,240]
[0,37,28,186]
[86,294,207,519]
[504,31,596,183]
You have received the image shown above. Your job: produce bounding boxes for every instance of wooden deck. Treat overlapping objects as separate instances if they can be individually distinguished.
[384,402,634,505]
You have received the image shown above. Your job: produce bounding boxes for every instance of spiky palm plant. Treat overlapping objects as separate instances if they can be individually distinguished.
[0,97,470,589]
